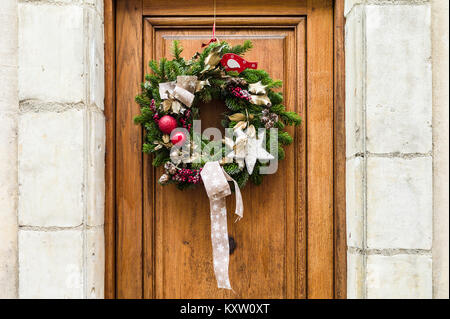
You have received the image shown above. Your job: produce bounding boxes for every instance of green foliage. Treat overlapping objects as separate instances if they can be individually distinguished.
[142,143,153,153]
[152,149,170,167]
[149,59,158,73]
[269,104,285,114]
[144,120,161,142]
[135,95,150,109]
[225,97,245,112]
[171,40,183,61]
[278,131,293,145]
[240,69,270,84]
[268,91,283,105]
[277,145,285,160]
[223,40,253,55]
[266,79,283,89]
[236,170,249,188]
[281,111,302,126]
[223,162,241,176]
[250,164,263,185]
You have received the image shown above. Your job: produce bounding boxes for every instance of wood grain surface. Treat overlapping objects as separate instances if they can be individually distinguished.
[108,0,345,299]
[146,26,304,298]
[115,0,143,298]
[333,0,347,299]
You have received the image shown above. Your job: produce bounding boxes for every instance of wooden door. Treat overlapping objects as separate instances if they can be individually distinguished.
[109,0,345,299]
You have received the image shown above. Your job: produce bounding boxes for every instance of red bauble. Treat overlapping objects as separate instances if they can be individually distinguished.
[158,115,177,134]
[171,131,187,146]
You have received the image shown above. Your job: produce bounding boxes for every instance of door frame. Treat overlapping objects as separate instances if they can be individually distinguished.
[104,0,346,299]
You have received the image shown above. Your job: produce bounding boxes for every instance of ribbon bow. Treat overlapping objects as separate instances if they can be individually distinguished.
[200,161,243,289]
[202,21,217,47]
[159,76,198,113]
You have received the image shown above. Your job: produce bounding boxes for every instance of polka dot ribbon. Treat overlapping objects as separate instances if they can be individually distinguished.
[200,161,243,289]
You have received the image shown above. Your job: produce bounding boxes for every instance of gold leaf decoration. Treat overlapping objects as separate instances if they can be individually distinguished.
[228,113,246,121]
[162,99,172,112]
[234,121,247,131]
[162,134,170,144]
[250,94,272,107]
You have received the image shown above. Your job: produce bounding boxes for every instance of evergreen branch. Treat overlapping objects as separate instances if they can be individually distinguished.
[171,40,183,61]
[281,111,302,126]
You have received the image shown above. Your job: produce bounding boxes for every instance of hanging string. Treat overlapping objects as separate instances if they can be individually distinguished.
[202,0,218,47]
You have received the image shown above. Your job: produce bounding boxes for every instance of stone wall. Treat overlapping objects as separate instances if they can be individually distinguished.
[16,0,105,298]
[0,0,19,299]
[0,0,447,299]
[345,0,434,298]
[431,0,449,300]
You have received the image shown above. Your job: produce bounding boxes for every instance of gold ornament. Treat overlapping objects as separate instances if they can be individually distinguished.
[159,174,170,185]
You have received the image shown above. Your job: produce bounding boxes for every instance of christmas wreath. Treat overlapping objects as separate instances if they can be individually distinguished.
[134,40,302,190]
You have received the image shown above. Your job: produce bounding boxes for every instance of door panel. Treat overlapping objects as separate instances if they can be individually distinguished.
[114,0,337,299]
[143,25,305,298]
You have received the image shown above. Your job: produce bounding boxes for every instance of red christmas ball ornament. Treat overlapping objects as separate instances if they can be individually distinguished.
[171,131,187,146]
[158,115,177,134]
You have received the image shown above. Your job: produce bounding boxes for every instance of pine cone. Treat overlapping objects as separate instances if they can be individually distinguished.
[226,77,247,88]
[159,174,170,185]
[164,161,177,175]
[265,120,274,129]
[261,116,270,123]
[269,113,279,122]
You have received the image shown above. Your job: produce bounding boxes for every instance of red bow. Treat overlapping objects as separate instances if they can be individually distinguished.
[202,22,217,47]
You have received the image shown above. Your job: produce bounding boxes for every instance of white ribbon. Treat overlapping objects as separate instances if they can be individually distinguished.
[200,161,243,289]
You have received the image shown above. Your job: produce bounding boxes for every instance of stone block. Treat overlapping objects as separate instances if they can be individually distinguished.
[0,114,18,299]
[87,111,105,226]
[86,227,105,298]
[365,5,432,153]
[19,230,83,299]
[87,8,105,110]
[367,156,432,249]
[367,254,432,299]
[18,110,84,227]
[345,6,365,157]
[18,3,84,103]
[347,251,364,299]
[346,157,364,248]
[344,0,363,17]
[0,66,18,112]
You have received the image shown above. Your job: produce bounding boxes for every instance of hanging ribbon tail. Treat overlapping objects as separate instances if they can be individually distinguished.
[201,161,243,290]
[222,168,243,222]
